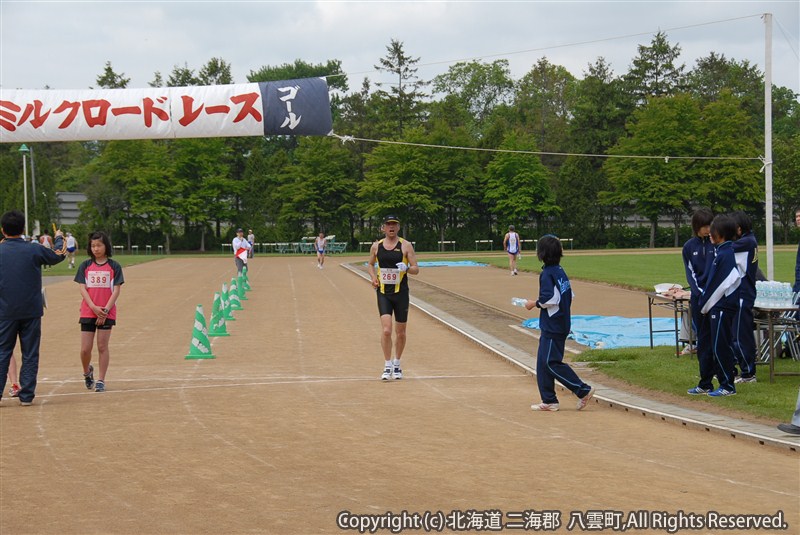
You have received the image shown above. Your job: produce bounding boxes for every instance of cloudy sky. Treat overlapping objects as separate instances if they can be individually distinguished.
[1,1,798,94]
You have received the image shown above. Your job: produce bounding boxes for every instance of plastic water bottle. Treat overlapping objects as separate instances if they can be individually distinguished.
[755,281,764,308]
[511,297,528,307]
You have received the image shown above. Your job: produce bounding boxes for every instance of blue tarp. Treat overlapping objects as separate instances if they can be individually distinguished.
[417,261,487,267]
[522,315,677,349]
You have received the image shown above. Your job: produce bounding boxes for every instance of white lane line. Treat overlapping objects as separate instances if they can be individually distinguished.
[28,373,524,398]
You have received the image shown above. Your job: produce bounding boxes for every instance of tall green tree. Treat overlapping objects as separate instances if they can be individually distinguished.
[512,57,577,172]
[198,57,234,85]
[171,138,235,250]
[693,90,762,214]
[95,61,130,89]
[432,60,513,135]
[557,58,628,245]
[373,39,428,136]
[773,134,800,242]
[277,136,357,239]
[623,32,686,105]
[359,129,439,235]
[167,63,199,87]
[483,130,557,233]
[604,94,701,247]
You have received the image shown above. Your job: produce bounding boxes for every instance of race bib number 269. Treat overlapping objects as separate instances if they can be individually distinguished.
[380,268,401,285]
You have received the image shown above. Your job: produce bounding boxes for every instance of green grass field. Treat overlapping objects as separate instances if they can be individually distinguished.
[575,346,799,421]
[475,248,798,290]
[43,252,162,276]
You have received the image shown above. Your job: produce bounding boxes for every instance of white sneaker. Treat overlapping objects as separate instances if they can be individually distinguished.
[381,368,392,381]
[531,402,559,411]
[734,376,757,384]
[393,365,403,380]
[576,387,596,410]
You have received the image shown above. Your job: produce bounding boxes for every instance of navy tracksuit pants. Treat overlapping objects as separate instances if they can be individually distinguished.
[0,318,42,404]
[709,307,737,392]
[536,333,591,404]
[733,299,756,379]
[691,296,716,391]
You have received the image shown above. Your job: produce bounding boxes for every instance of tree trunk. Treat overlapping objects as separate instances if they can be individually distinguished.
[200,227,206,252]
[650,218,657,248]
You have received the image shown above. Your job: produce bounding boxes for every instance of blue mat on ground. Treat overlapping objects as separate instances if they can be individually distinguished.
[417,261,487,267]
[521,315,676,349]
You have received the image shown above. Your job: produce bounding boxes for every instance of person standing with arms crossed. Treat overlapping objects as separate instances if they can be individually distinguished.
[503,225,521,276]
[367,215,419,381]
[0,210,66,406]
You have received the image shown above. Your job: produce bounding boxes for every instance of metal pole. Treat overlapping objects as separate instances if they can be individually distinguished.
[30,145,37,204]
[22,153,29,237]
[764,13,774,280]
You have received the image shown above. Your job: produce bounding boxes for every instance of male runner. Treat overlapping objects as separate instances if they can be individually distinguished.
[503,225,521,275]
[367,215,419,380]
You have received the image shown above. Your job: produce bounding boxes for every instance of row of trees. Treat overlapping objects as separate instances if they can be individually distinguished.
[1,33,798,251]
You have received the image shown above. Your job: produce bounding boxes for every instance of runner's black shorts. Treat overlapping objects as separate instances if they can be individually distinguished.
[376,289,410,323]
[80,317,116,331]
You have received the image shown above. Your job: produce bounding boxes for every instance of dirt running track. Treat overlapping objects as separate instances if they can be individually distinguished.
[0,256,797,534]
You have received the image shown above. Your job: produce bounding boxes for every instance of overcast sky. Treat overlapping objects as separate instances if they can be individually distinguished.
[1,1,798,95]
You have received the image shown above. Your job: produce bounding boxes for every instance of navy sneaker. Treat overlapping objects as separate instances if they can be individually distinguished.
[95,380,105,393]
[84,364,95,390]
[687,386,710,395]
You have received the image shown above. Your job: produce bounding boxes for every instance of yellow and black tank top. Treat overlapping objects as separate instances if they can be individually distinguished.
[376,238,408,294]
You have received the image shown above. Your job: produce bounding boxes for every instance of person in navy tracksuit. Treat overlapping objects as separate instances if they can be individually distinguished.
[731,211,758,383]
[794,208,800,294]
[697,215,741,397]
[525,235,594,412]
[682,208,714,374]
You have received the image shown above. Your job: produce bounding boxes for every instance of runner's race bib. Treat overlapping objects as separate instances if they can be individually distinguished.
[86,270,112,289]
[380,268,401,285]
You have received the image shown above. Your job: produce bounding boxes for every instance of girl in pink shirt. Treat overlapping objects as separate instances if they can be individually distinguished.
[74,232,124,393]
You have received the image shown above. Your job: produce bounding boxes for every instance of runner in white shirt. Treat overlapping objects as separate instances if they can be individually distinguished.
[315,232,327,269]
[503,225,521,275]
[232,228,251,275]
[66,232,78,268]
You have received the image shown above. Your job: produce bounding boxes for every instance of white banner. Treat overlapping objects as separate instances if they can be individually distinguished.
[0,78,332,142]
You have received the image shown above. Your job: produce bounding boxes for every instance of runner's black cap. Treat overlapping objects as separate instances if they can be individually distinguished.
[383,215,400,224]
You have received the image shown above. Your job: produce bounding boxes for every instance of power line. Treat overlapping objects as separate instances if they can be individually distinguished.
[326,13,766,81]
[328,132,764,165]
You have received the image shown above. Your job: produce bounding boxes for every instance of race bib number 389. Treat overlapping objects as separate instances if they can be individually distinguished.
[380,268,401,285]
[86,270,112,289]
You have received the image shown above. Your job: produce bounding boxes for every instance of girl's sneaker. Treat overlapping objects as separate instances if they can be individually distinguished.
[84,364,95,390]
[95,380,105,393]
[531,402,559,411]
[8,384,20,397]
